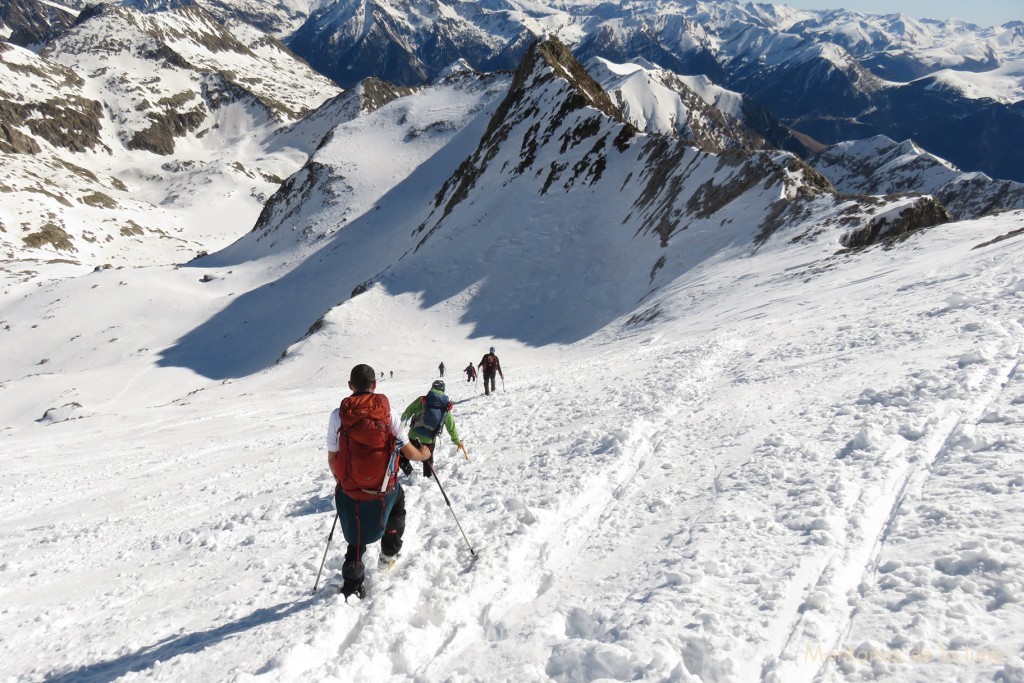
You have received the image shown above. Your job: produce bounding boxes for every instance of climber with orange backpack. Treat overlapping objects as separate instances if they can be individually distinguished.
[325,364,431,599]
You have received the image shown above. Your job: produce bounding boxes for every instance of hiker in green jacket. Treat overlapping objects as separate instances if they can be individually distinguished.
[399,380,462,478]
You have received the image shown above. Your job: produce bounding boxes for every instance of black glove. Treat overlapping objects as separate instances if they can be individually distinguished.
[399,456,413,476]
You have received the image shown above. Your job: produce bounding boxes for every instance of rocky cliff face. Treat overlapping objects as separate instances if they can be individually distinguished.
[0,0,76,48]
[0,42,103,154]
[839,197,952,249]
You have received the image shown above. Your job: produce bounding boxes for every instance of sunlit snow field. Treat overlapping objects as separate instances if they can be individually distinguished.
[2,207,1023,681]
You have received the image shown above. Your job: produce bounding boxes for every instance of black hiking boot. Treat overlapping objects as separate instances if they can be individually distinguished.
[340,579,365,600]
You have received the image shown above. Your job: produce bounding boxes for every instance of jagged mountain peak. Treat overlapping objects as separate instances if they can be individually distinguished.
[413,35,634,234]
[412,34,846,259]
[520,36,626,124]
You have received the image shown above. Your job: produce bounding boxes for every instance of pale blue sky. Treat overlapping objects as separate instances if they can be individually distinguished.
[782,0,1020,27]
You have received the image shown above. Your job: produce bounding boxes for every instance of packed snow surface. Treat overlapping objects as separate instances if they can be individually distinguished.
[2,201,1023,681]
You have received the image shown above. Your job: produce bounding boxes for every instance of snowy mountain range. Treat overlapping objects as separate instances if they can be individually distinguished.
[278,0,1024,181]
[3,0,1023,185]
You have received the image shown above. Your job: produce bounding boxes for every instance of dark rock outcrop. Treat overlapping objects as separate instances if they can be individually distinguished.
[839,197,952,249]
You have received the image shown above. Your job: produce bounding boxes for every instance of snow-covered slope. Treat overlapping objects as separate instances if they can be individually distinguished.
[146,37,953,387]
[217,68,509,268]
[920,58,1024,104]
[1,140,1022,683]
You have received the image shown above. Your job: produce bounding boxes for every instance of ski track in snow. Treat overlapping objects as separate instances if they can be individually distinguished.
[768,345,1023,682]
[262,336,745,681]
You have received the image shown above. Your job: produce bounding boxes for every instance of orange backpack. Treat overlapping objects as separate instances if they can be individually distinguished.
[332,393,398,501]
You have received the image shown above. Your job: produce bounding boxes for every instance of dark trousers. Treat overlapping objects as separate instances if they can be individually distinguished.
[336,484,406,589]
[408,439,437,477]
[483,371,496,394]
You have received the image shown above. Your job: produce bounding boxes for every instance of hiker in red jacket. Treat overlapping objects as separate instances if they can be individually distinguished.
[326,364,430,598]
[477,347,503,395]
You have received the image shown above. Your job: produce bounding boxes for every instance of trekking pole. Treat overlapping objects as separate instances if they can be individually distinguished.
[431,469,476,557]
[458,442,469,460]
[312,511,339,594]
[501,376,505,391]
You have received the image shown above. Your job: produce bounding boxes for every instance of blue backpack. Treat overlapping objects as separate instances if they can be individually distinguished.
[409,391,452,441]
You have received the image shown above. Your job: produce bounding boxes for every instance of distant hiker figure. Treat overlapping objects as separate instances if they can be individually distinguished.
[464,362,476,383]
[477,347,503,396]
[400,379,462,479]
[389,371,393,379]
[438,362,445,377]
[326,364,431,598]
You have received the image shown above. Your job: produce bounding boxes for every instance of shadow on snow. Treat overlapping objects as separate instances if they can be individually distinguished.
[44,598,316,683]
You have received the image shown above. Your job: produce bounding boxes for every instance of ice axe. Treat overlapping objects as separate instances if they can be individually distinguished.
[457,442,469,460]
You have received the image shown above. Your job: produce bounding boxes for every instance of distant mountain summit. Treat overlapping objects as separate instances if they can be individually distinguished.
[812,135,1024,220]
[286,0,538,88]
[588,57,819,158]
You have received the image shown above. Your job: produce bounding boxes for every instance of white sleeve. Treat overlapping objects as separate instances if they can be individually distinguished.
[391,408,407,448]
[326,409,341,452]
